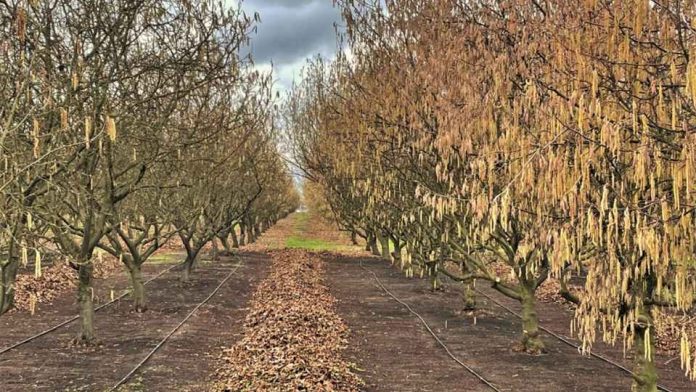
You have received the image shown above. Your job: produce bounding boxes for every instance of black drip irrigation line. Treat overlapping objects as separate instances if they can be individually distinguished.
[0,263,179,356]
[359,261,502,392]
[474,288,675,392]
[110,261,243,391]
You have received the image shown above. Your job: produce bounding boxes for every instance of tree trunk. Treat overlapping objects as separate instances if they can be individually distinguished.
[181,249,198,282]
[391,238,401,264]
[76,261,96,344]
[350,231,358,246]
[210,238,220,260]
[253,223,261,242]
[230,228,240,248]
[519,284,544,353]
[632,306,658,392]
[428,263,442,291]
[462,283,476,310]
[239,224,247,246]
[367,232,380,256]
[0,258,19,315]
[127,263,146,312]
[219,234,232,253]
[378,232,390,259]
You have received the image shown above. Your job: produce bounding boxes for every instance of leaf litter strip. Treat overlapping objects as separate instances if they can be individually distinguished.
[359,260,502,392]
[110,260,244,391]
[0,263,179,356]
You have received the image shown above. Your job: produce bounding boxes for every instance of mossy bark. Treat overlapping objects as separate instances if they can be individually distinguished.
[230,228,240,248]
[462,283,476,310]
[76,261,96,344]
[391,239,401,264]
[377,232,390,259]
[127,263,146,312]
[181,248,199,283]
[0,258,19,315]
[366,232,380,256]
[632,306,658,392]
[239,224,246,246]
[519,284,544,353]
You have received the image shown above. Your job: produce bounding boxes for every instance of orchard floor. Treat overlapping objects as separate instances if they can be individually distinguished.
[0,251,269,391]
[0,212,693,391]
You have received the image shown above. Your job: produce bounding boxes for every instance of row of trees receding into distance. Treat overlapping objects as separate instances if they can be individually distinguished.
[287,1,696,391]
[0,0,298,343]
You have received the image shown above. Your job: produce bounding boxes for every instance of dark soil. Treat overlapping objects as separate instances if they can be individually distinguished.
[325,254,694,392]
[0,251,268,391]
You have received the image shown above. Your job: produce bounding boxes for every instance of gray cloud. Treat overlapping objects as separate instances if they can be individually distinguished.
[238,0,343,91]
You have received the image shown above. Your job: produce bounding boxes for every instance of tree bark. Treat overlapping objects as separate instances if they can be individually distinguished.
[239,224,247,246]
[391,237,401,264]
[76,261,96,344]
[462,283,476,310]
[350,231,358,245]
[230,227,240,248]
[127,262,146,312]
[181,249,199,282]
[0,257,19,315]
[366,232,380,255]
[632,305,658,392]
[377,232,390,259]
[210,238,220,260]
[428,263,442,291]
[519,284,544,353]
[219,234,232,253]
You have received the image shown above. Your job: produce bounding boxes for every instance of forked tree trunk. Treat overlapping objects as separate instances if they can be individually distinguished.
[632,305,658,392]
[126,261,146,312]
[519,283,544,353]
[76,261,95,344]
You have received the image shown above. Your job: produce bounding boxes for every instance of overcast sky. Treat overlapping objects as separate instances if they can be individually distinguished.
[238,0,343,93]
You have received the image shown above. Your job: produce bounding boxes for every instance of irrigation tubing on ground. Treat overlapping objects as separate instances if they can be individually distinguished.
[474,288,674,392]
[359,260,502,392]
[110,261,243,391]
[0,263,179,356]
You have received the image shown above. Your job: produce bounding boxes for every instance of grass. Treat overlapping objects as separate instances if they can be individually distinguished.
[148,252,184,265]
[285,236,341,251]
[284,212,344,251]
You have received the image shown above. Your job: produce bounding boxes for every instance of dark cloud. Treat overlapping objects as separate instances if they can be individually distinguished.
[238,0,343,90]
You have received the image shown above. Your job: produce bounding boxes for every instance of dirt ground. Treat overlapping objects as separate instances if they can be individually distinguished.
[325,253,694,391]
[1,213,694,391]
[0,251,268,391]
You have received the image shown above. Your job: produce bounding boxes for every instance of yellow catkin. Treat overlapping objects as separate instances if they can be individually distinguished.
[34,250,41,278]
[84,117,92,147]
[106,115,117,141]
[60,108,68,130]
